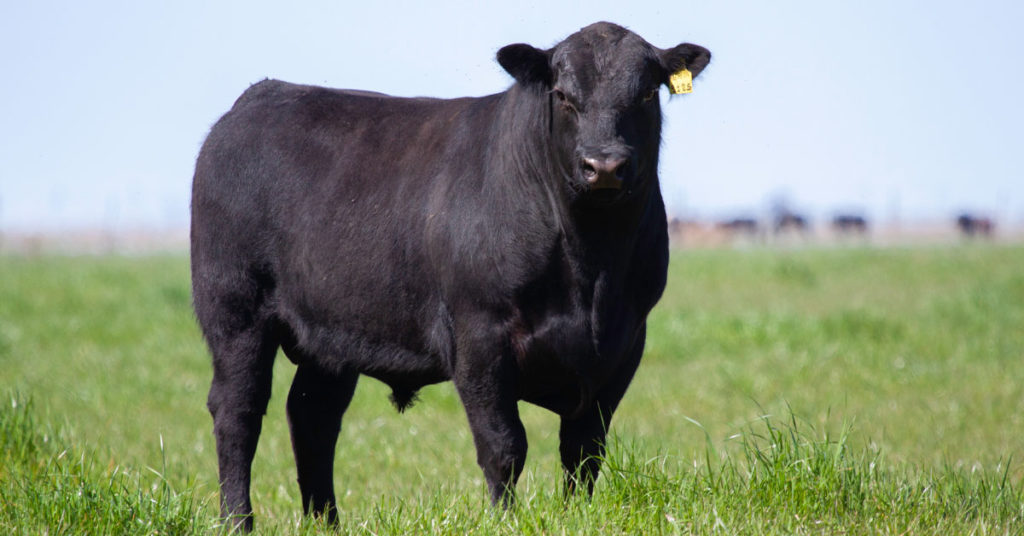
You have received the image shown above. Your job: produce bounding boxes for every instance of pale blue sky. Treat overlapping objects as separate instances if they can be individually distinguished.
[1,1,1022,231]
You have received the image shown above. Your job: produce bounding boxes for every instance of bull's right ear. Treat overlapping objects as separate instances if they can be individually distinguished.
[660,43,711,80]
[497,44,552,86]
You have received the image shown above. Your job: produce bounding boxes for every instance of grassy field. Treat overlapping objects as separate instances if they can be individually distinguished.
[1,245,1022,534]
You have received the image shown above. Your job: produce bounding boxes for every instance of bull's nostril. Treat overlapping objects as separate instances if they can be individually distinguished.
[609,158,626,177]
[582,156,626,189]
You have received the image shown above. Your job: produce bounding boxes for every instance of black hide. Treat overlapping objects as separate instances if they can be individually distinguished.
[191,21,709,530]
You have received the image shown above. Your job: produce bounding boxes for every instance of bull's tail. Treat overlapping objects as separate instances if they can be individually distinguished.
[389,388,420,413]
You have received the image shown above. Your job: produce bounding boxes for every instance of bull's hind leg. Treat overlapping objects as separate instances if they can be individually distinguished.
[204,324,278,532]
[285,361,359,522]
[196,263,280,532]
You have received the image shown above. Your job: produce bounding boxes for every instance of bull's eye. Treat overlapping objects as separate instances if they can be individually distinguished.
[553,89,577,115]
[643,87,660,103]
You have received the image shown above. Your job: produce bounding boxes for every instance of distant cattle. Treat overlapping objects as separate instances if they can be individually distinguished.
[191,22,710,530]
[774,212,810,235]
[832,214,868,235]
[956,214,994,237]
[718,217,759,235]
[715,218,761,245]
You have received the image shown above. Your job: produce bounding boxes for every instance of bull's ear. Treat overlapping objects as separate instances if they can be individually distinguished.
[497,44,552,86]
[660,43,711,81]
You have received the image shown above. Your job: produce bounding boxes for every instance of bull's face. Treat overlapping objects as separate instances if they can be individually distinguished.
[498,22,710,205]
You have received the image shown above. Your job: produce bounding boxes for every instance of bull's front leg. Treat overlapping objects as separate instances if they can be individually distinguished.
[452,327,527,507]
[559,404,612,496]
[560,327,646,497]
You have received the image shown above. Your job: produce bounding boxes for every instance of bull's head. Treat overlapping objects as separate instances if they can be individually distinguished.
[498,22,709,205]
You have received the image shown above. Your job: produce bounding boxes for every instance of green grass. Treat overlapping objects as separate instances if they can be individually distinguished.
[0,396,216,535]
[1,245,1022,534]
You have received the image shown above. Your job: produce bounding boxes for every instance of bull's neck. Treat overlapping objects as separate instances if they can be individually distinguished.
[493,85,569,192]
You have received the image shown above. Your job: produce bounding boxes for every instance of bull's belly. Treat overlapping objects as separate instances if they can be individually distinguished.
[280,305,449,385]
[519,382,588,416]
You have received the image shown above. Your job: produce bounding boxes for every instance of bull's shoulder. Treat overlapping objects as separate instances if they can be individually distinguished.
[629,192,670,309]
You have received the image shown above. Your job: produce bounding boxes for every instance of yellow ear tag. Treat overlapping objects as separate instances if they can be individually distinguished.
[669,68,693,94]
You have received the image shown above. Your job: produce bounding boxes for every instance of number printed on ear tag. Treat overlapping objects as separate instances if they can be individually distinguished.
[669,69,693,94]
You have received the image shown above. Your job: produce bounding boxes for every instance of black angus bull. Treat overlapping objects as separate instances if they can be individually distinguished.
[191,22,710,530]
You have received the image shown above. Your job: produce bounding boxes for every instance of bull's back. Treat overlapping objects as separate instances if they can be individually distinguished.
[194,79,494,265]
[198,79,491,202]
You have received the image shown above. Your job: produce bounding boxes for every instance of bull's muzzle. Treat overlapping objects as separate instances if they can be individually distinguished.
[581,156,626,190]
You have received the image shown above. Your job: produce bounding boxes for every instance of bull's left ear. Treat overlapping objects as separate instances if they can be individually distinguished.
[660,43,711,81]
[497,44,552,87]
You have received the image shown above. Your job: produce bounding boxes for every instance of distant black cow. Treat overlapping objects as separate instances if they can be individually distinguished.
[832,214,868,235]
[956,214,994,237]
[774,212,810,234]
[191,22,709,530]
[718,217,759,235]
